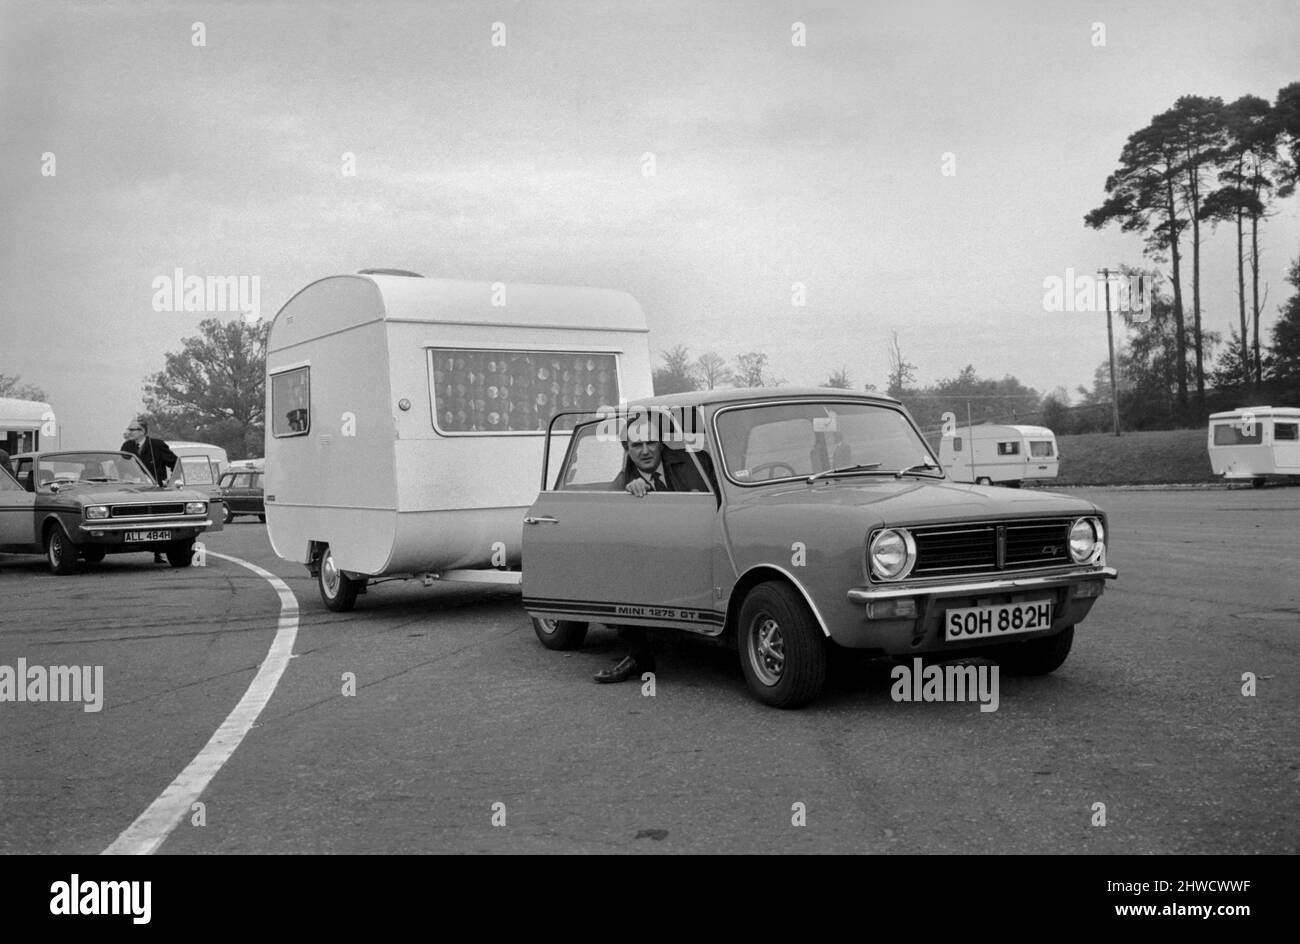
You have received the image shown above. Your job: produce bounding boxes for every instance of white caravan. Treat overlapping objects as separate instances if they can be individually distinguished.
[1207,406,1300,486]
[1,397,58,455]
[265,269,654,610]
[939,424,1060,486]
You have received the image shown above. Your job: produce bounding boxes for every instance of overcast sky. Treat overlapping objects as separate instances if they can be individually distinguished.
[2,0,1298,448]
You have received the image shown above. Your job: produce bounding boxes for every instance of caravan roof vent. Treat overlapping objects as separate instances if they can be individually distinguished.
[358,268,424,278]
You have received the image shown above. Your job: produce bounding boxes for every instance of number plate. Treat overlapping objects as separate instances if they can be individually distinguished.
[125,530,171,542]
[945,601,1052,641]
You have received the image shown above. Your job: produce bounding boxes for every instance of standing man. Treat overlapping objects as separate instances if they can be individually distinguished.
[121,419,178,563]
[594,413,711,683]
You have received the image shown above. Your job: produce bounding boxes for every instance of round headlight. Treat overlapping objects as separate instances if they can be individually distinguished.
[870,528,916,580]
[185,501,207,515]
[1069,517,1102,563]
[85,505,110,520]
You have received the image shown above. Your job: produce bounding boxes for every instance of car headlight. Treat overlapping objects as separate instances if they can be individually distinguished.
[84,505,110,520]
[185,502,207,515]
[1069,517,1104,563]
[869,528,917,580]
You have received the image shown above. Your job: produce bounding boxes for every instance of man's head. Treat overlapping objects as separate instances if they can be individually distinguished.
[622,417,663,475]
[125,419,147,444]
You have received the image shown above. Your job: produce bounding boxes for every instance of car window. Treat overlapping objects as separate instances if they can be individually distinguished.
[232,474,252,488]
[0,466,21,491]
[252,474,263,488]
[557,422,627,489]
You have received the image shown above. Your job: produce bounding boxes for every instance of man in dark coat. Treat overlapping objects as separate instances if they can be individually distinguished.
[595,416,714,683]
[121,419,178,486]
[121,420,178,563]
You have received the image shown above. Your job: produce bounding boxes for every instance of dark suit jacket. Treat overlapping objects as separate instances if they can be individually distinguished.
[120,437,178,485]
[611,447,715,493]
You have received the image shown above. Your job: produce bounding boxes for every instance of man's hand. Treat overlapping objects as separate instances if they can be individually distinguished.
[625,478,651,498]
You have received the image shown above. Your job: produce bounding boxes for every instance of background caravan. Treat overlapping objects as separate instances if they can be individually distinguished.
[938,423,1060,487]
[265,270,654,610]
[1207,406,1300,486]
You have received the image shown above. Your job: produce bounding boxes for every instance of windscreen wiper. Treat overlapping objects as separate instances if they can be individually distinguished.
[807,463,881,483]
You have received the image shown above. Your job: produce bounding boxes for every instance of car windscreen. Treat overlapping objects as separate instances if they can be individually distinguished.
[36,453,156,487]
[715,401,935,483]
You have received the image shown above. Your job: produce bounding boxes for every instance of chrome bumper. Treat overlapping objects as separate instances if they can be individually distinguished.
[79,519,214,533]
[847,567,1117,603]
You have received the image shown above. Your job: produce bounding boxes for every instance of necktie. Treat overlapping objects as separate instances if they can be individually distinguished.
[652,472,666,491]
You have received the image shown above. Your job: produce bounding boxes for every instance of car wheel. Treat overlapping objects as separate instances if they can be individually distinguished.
[737,581,826,708]
[531,616,588,650]
[1252,477,1266,489]
[223,505,234,523]
[999,626,1074,675]
[81,546,106,563]
[258,514,266,523]
[166,539,195,567]
[976,476,992,486]
[45,526,78,575]
[318,545,360,612]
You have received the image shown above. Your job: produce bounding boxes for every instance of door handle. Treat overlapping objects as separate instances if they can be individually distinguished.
[523,515,559,525]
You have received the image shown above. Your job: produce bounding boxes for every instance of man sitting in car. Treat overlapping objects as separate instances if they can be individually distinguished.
[610,412,713,497]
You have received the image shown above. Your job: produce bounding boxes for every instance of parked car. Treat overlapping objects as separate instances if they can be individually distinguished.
[218,470,265,523]
[1,451,223,573]
[522,389,1116,708]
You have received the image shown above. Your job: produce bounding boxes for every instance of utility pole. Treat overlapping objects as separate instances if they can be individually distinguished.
[1099,267,1121,437]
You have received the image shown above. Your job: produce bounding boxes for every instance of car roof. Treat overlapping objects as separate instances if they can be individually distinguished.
[10,450,133,460]
[618,387,901,410]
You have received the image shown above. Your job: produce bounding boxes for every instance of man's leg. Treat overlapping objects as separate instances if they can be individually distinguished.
[593,626,656,683]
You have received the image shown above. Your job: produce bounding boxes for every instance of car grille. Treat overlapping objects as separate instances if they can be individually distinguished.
[909,518,1072,577]
[110,503,187,518]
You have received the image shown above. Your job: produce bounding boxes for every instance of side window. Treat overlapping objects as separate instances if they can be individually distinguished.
[253,473,264,488]
[556,424,625,490]
[271,366,310,437]
[953,437,963,452]
[1275,423,1299,441]
[997,441,1020,456]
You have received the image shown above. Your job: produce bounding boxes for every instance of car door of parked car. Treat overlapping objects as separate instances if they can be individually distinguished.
[0,466,37,550]
[523,418,720,634]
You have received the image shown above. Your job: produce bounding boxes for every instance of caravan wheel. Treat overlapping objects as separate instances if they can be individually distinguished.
[318,545,361,612]
[976,477,992,486]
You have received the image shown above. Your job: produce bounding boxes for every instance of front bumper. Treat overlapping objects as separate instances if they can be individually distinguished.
[78,519,214,541]
[847,567,1117,602]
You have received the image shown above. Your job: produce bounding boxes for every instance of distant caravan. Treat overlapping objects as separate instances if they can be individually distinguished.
[1207,406,1300,487]
[938,424,1060,487]
[263,269,655,611]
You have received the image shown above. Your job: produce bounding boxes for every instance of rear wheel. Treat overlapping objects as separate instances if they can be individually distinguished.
[318,545,360,612]
[531,617,589,650]
[166,539,195,567]
[45,526,78,575]
[81,546,106,563]
[998,626,1074,675]
[1252,477,1266,489]
[737,581,826,708]
[223,505,234,523]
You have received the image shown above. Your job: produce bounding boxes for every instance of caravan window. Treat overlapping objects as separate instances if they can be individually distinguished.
[1030,440,1054,458]
[428,349,620,435]
[1213,423,1262,445]
[997,441,1020,456]
[1275,423,1299,441]
[271,367,311,437]
[953,437,963,452]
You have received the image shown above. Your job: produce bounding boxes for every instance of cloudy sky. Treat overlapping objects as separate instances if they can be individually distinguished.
[2,0,1298,448]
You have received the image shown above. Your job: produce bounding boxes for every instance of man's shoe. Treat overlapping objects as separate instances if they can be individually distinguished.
[593,655,654,684]
[154,553,166,564]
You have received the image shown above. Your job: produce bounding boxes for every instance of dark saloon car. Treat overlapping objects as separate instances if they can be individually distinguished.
[1,451,222,573]
[522,389,1116,708]
[218,470,265,523]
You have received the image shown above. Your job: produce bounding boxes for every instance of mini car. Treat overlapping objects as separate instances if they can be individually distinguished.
[218,469,265,523]
[0,450,223,573]
[522,389,1116,708]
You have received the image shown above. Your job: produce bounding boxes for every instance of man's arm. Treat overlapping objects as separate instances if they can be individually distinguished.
[156,439,178,471]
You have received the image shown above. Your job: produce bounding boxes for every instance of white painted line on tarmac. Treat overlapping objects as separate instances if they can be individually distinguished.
[102,551,299,855]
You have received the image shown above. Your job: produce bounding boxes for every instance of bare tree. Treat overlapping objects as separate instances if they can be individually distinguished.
[824,367,852,388]
[695,351,732,390]
[886,330,917,397]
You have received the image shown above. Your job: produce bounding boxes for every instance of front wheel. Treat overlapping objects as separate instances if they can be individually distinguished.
[998,626,1074,675]
[318,545,361,612]
[531,617,588,650]
[166,539,195,567]
[1252,477,1266,489]
[223,505,234,523]
[737,581,826,708]
[45,527,78,575]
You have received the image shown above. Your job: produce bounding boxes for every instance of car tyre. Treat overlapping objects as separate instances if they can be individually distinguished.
[976,476,992,486]
[1251,477,1266,489]
[737,581,826,708]
[318,545,360,612]
[258,514,266,522]
[531,616,588,650]
[223,505,234,524]
[81,546,106,563]
[45,526,78,575]
[999,625,1074,675]
[166,539,195,567]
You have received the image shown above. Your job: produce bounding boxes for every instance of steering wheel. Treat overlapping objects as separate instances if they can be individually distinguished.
[748,461,797,480]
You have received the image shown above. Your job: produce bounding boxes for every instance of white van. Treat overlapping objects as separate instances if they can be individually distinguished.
[939,424,1060,486]
[265,270,654,610]
[1,397,58,455]
[1207,406,1300,486]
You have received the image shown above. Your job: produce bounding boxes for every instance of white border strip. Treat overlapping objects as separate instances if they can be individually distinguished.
[102,551,299,855]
